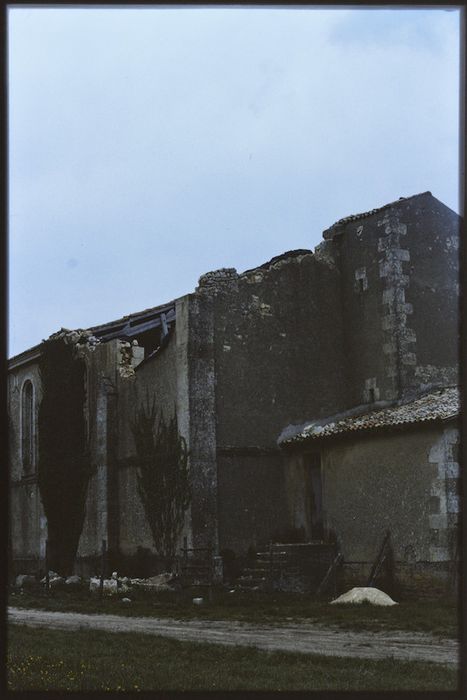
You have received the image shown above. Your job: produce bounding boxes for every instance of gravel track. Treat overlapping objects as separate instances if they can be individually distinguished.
[8,607,459,666]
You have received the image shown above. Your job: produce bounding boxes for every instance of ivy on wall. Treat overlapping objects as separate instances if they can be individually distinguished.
[131,393,191,566]
[38,338,92,576]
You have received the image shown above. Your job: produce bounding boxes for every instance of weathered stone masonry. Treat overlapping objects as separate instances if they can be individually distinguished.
[428,427,460,563]
[8,191,461,587]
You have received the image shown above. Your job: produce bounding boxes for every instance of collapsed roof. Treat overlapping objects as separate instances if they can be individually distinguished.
[87,301,176,342]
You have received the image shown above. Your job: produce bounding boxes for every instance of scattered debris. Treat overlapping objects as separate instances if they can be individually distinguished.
[117,340,136,378]
[87,571,178,595]
[40,571,66,589]
[49,576,66,589]
[89,577,118,595]
[330,587,397,606]
[65,575,82,587]
[130,572,177,592]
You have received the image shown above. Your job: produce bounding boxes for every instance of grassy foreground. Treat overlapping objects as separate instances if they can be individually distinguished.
[8,624,459,692]
[9,587,459,638]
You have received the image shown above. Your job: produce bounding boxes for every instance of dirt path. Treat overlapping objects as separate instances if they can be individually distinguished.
[8,607,458,666]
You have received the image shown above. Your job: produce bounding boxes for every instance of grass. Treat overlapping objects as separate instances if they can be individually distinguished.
[7,624,459,691]
[9,586,459,638]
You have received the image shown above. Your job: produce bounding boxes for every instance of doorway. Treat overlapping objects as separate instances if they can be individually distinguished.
[307,453,324,540]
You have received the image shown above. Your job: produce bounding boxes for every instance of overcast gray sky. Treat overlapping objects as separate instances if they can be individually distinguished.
[8,6,460,357]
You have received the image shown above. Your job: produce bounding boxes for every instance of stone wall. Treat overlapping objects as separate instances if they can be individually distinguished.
[8,361,41,483]
[325,193,459,406]
[216,451,288,554]
[115,325,180,558]
[8,192,461,576]
[76,339,122,566]
[193,253,345,554]
[209,253,346,449]
[8,360,46,567]
[427,427,460,563]
[187,193,460,555]
[186,291,219,550]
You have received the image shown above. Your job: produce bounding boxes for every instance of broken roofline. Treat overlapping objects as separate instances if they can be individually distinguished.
[88,303,175,342]
[10,190,452,365]
[8,300,178,368]
[322,190,435,238]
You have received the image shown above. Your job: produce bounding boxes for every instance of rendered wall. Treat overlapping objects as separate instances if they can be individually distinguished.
[283,423,459,571]
[115,325,180,558]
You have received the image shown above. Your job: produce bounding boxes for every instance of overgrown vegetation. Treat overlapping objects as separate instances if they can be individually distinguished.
[38,338,92,576]
[8,625,458,691]
[131,394,191,567]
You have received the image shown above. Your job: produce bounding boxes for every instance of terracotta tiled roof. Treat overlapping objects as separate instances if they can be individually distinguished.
[280,386,459,446]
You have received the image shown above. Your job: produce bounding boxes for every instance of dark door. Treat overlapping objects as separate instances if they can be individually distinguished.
[307,453,324,540]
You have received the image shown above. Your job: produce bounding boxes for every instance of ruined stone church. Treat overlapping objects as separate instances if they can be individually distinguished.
[9,191,461,593]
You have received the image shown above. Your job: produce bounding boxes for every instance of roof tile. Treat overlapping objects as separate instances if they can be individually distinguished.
[280,386,459,445]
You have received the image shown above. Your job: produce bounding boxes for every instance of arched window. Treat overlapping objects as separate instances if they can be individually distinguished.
[21,380,34,471]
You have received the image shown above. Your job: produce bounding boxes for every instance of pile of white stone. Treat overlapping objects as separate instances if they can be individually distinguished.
[330,587,398,606]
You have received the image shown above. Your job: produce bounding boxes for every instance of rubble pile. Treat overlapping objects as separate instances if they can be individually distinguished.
[330,587,398,606]
[117,340,138,378]
[47,328,101,351]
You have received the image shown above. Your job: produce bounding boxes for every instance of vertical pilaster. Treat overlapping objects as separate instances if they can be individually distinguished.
[378,215,417,400]
[188,292,219,551]
[175,297,192,548]
[428,427,460,562]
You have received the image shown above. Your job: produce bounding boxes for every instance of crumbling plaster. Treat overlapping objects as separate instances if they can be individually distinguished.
[284,424,458,565]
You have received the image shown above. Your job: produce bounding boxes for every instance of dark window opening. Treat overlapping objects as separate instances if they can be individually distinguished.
[369,388,376,402]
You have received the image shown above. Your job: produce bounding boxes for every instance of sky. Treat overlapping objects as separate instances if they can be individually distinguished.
[8,6,461,357]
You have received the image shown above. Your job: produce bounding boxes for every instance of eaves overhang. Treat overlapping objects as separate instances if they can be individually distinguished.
[8,344,42,371]
[278,386,460,448]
